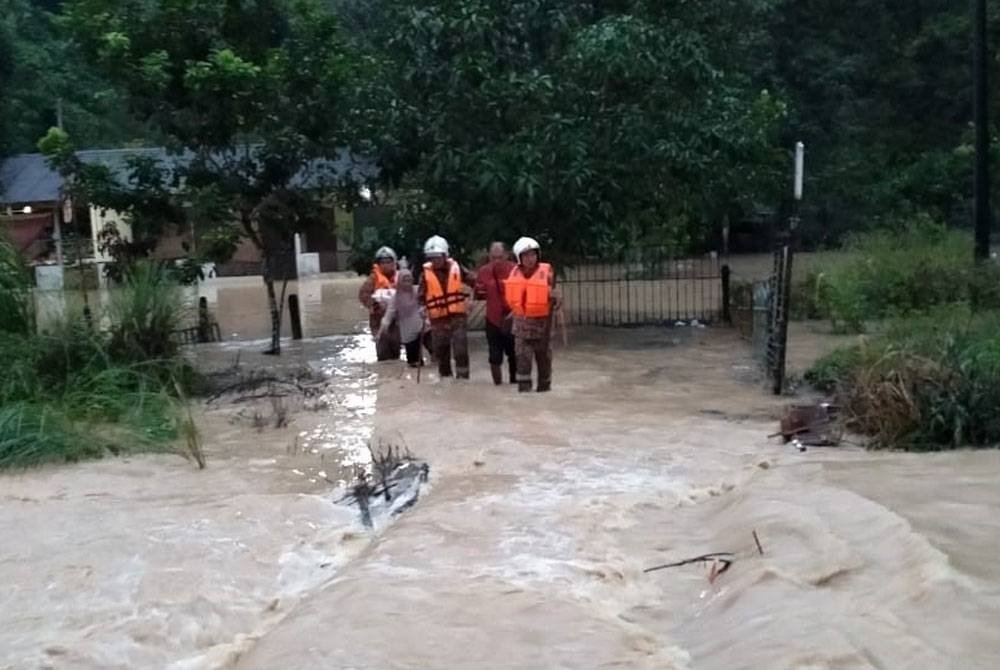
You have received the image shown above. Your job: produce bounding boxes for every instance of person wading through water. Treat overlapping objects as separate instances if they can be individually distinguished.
[377,269,425,367]
[418,235,477,379]
[358,246,400,361]
[505,236,560,392]
[475,241,517,385]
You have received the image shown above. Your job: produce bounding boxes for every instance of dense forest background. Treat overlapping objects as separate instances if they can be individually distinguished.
[1,0,997,253]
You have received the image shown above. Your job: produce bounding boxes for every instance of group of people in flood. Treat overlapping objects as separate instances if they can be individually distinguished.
[358,235,561,392]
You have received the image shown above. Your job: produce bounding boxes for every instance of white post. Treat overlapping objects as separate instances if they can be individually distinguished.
[793,141,805,201]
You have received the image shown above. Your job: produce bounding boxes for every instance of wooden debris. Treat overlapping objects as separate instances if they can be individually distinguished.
[644,552,734,576]
[772,402,842,446]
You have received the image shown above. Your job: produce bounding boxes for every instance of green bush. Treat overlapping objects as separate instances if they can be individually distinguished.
[0,234,33,335]
[107,261,186,363]
[0,242,197,470]
[807,305,1000,450]
[803,220,1000,332]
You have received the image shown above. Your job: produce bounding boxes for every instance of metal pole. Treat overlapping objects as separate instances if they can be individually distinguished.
[773,142,804,396]
[973,0,991,263]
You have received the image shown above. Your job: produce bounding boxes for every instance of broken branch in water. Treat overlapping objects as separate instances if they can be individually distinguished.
[752,530,764,555]
[644,552,734,575]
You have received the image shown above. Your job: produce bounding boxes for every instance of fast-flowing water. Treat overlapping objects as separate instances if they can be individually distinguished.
[3,287,999,669]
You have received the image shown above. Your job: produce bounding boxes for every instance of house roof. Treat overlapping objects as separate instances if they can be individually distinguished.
[0,147,376,205]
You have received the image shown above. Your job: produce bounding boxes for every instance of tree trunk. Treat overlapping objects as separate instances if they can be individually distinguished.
[262,256,282,355]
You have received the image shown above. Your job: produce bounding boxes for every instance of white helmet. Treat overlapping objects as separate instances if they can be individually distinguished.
[374,246,397,262]
[513,236,540,260]
[423,235,449,257]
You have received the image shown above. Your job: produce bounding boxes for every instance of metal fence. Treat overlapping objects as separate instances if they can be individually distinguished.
[558,250,723,326]
[465,248,723,329]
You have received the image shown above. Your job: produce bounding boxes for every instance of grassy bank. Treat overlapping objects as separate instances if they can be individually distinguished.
[794,222,1000,331]
[0,238,201,470]
[807,305,1000,450]
[798,223,1000,451]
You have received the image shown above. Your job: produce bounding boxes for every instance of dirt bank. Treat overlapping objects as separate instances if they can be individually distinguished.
[237,327,1000,670]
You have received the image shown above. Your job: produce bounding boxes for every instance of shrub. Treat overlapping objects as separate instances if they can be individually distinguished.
[807,305,1000,450]
[0,247,198,470]
[0,234,33,335]
[802,220,1000,332]
[107,261,186,363]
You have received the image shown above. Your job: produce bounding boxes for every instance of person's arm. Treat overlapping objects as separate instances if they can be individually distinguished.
[473,266,488,300]
[358,275,375,309]
[461,265,478,288]
[550,268,562,311]
[377,300,397,339]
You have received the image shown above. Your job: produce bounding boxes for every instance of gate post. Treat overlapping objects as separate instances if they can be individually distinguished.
[288,294,303,340]
[197,297,210,343]
[721,264,732,324]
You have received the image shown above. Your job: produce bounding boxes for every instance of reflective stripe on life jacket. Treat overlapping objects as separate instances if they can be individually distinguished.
[505,262,552,318]
[371,264,396,290]
[423,259,468,319]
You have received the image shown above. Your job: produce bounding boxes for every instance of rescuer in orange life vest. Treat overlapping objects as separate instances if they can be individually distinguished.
[358,246,401,361]
[418,235,477,379]
[505,236,561,392]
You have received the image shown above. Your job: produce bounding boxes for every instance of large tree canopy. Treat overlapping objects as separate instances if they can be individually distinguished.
[357,0,785,259]
[0,0,149,155]
[766,0,1000,243]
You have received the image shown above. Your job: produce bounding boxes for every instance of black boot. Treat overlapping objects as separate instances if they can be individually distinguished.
[518,380,533,393]
[490,364,503,386]
[508,360,518,384]
[536,380,551,393]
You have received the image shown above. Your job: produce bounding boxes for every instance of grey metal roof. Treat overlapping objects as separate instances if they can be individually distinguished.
[1,147,376,205]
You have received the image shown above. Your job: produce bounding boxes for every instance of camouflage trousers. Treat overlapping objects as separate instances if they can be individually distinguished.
[514,316,552,389]
[429,314,469,378]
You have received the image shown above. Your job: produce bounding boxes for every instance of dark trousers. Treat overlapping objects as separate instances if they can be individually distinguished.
[372,314,400,361]
[430,315,469,378]
[403,337,423,367]
[485,321,516,381]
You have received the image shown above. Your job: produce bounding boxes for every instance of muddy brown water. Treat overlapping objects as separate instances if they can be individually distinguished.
[2,320,999,669]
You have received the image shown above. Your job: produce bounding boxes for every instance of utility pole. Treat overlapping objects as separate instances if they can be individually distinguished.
[973,0,991,262]
[771,142,804,396]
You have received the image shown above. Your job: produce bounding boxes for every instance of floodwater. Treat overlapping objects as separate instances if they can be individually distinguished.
[0,335,380,669]
[3,313,1000,668]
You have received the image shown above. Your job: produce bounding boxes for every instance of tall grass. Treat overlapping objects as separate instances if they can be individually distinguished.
[800,221,1000,332]
[0,235,200,470]
[807,305,1000,450]
[0,233,33,335]
[107,261,186,362]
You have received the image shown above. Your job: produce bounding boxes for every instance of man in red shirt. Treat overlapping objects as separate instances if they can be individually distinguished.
[475,241,517,385]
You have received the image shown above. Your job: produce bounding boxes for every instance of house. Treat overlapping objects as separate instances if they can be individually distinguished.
[0,148,379,284]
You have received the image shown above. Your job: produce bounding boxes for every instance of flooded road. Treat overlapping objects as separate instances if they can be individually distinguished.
[237,328,1000,670]
[3,325,999,669]
[0,336,380,669]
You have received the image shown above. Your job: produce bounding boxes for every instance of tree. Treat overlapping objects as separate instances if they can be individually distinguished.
[766,0,1000,244]
[59,0,370,354]
[0,0,150,154]
[356,0,785,260]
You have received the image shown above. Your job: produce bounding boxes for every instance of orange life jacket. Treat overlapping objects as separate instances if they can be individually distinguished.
[371,264,396,290]
[505,262,552,318]
[423,260,468,319]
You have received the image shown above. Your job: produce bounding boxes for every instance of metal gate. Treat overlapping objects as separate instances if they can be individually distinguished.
[559,248,722,326]
[765,243,794,394]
